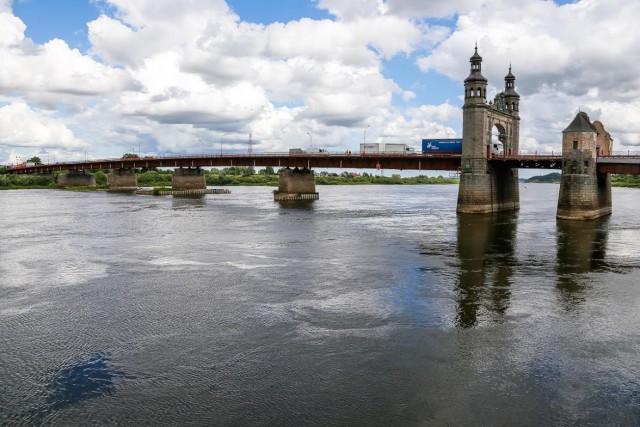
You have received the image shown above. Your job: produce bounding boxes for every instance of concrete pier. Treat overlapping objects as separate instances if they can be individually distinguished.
[557,113,612,220]
[57,170,96,187]
[107,168,138,191]
[172,167,206,190]
[274,167,319,201]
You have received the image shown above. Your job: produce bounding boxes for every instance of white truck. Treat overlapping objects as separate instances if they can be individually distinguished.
[289,148,327,154]
[360,143,415,153]
[384,143,416,153]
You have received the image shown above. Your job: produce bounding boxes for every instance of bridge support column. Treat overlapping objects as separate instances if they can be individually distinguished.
[172,167,206,190]
[557,113,612,220]
[107,168,138,191]
[457,162,519,214]
[57,170,96,187]
[557,172,611,220]
[274,167,318,201]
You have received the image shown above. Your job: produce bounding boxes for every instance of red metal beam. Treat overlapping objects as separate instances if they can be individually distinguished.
[8,153,462,174]
[10,153,640,175]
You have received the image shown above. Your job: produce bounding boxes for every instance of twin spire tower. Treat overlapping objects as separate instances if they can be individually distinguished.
[457,45,521,214]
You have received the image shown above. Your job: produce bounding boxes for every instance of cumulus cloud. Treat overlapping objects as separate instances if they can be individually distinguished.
[3,0,640,161]
[417,0,640,149]
[0,102,85,150]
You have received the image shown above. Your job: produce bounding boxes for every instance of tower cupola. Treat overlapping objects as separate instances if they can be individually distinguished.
[503,65,520,114]
[464,44,488,105]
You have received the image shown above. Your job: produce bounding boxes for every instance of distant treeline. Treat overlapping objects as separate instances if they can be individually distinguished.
[525,172,640,187]
[0,166,457,189]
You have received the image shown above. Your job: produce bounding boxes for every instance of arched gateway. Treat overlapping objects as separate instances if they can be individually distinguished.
[457,46,521,213]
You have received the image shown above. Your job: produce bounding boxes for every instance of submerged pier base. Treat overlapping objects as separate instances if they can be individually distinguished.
[274,167,318,201]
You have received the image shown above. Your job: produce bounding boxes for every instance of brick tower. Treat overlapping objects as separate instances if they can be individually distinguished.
[556,112,612,220]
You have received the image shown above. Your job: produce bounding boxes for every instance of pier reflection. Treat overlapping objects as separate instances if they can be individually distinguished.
[170,195,205,210]
[276,200,316,210]
[455,214,517,328]
[556,218,608,307]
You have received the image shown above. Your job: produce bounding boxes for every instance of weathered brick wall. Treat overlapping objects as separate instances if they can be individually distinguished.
[557,173,611,220]
[558,124,611,220]
[278,168,316,194]
[457,166,519,214]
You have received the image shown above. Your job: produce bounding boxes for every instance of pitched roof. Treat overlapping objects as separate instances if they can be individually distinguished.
[563,112,596,133]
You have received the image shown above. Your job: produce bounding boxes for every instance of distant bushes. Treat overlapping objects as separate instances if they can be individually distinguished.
[0,174,58,188]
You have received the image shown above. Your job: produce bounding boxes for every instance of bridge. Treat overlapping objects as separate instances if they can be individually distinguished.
[7,47,640,220]
[8,151,640,175]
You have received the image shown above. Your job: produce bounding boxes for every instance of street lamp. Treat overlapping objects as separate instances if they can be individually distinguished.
[307,132,313,148]
[220,133,229,156]
[363,125,370,155]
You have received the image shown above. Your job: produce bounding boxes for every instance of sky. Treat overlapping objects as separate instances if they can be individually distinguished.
[1,0,640,164]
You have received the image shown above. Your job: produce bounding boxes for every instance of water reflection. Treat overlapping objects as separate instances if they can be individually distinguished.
[556,218,608,307]
[276,200,316,210]
[455,214,517,328]
[46,352,132,412]
[171,195,205,210]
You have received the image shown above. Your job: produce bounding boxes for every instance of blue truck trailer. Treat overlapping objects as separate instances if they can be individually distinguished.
[422,138,463,154]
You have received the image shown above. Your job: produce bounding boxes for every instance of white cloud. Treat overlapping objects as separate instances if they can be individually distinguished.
[0,102,85,151]
[417,0,640,150]
[3,0,640,160]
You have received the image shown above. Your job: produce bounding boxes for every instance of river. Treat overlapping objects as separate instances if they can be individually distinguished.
[1,184,639,425]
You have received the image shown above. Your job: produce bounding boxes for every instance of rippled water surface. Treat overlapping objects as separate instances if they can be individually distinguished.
[1,184,640,425]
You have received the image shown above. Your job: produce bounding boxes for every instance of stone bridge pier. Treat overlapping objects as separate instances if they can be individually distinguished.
[107,168,138,191]
[557,112,612,220]
[172,167,206,190]
[274,167,319,201]
[57,170,96,187]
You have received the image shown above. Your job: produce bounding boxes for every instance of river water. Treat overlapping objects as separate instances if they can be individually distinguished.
[1,184,639,426]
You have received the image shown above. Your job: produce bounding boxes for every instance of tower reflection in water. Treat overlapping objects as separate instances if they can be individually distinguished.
[455,213,517,328]
[556,218,608,307]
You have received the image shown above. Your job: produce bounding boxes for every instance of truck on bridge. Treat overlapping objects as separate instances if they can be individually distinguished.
[359,143,416,153]
[422,138,503,156]
[289,148,327,154]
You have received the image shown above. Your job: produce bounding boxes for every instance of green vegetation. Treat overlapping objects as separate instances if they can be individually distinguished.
[611,175,640,188]
[0,173,60,189]
[525,172,561,183]
[152,186,173,195]
[0,166,458,189]
[26,156,42,164]
[315,172,456,185]
[524,172,640,188]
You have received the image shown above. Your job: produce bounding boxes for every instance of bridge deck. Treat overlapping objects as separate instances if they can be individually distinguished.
[7,152,640,175]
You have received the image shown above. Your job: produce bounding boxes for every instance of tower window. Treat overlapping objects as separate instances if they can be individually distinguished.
[573,141,578,150]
